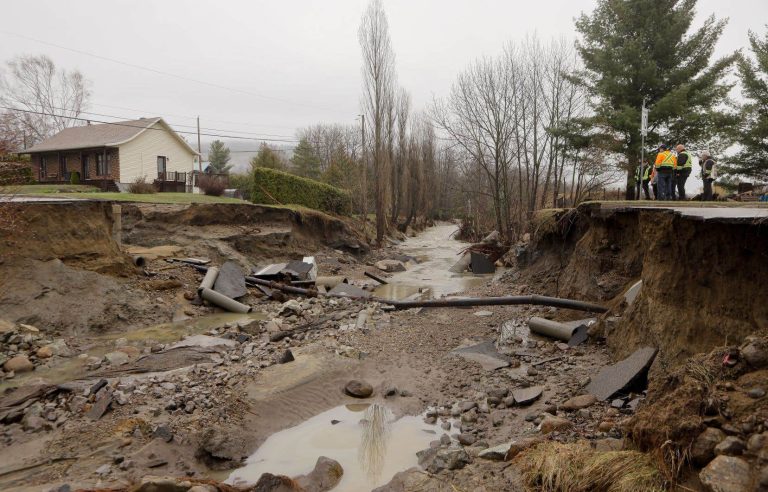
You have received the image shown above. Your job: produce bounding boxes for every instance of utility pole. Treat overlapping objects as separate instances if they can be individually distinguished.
[359,114,367,221]
[197,116,202,172]
[639,97,648,200]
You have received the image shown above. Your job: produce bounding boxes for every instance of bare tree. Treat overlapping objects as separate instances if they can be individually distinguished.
[0,55,91,143]
[359,0,397,244]
[390,87,410,223]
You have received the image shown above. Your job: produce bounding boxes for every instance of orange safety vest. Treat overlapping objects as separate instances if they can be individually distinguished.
[655,150,677,170]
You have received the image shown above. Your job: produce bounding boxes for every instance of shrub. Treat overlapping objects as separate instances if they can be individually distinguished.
[198,174,226,196]
[127,176,157,194]
[0,162,34,186]
[69,171,80,185]
[250,167,352,215]
[228,173,252,200]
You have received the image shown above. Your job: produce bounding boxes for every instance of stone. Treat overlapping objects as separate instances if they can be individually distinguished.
[741,338,768,369]
[611,399,625,409]
[473,310,494,317]
[539,415,572,434]
[586,347,657,401]
[152,425,173,443]
[278,350,295,364]
[692,427,727,467]
[461,409,478,424]
[279,300,303,316]
[593,438,624,452]
[294,456,344,492]
[490,411,505,427]
[598,421,614,433]
[87,393,114,421]
[95,464,111,476]
[4,355,33,373]
[512,386,543,406]
[747,432,768,453]
[36,346,53,359]
[478,442,512,461]
[418,447,471,473]
[457,433,476,446]
[133,476,194,492]
[748,387,766,399]
[487,388,509,399]
[104,351,129,366]
[506,437,543,460]
[714,436,746,456]
[375,259,407,272]
[699,456,752,492]
[345,380,373,398]
[560,394,597,411]
[459,401,477,413]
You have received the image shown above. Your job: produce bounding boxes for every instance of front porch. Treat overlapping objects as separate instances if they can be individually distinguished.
[30,147,120,191]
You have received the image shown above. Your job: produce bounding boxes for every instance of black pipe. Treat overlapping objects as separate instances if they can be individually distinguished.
[364,271,388,284]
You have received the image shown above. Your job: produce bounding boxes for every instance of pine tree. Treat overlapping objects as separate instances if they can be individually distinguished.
[207,140,232,174]
[574,0,736,194]
[290,138,321,180]
[249,143,284,171]
[727,27,768,181]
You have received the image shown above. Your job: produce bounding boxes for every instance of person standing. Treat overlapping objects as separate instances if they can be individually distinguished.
[634,164,643,200]
[701,151,716,201]
[651,166,658,199]
[675,144,693,200]
[641,163,652,200]
[654,144,677,200]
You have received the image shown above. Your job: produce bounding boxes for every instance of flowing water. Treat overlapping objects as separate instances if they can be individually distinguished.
[226,403,440,491]
[374,223,494,300]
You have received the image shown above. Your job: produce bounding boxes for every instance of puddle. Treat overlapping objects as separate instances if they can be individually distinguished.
[374,224,499,300]
[0,312,265,393]
[227,404,440,491]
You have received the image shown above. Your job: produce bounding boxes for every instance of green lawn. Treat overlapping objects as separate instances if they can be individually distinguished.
[53,192,247,204]
[1,184,101,194]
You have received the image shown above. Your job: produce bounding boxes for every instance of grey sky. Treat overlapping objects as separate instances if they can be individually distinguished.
[1,0,766,153]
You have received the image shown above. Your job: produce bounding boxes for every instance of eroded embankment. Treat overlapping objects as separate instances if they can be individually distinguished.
[518,204,768,370]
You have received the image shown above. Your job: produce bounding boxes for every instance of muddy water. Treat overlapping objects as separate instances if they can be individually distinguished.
[227,404,440,491]
[374,223,493,300]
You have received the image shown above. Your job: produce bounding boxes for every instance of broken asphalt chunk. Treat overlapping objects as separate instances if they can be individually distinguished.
[213,260,247,299]
[451,340,510,371]
[586,346,658,401]
[512,386,543,406]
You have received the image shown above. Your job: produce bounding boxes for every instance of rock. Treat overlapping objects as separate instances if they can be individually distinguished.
[294,456,343,492]
[0,318,14,334]
[344,380,373,398]
[741,338,768,369]
[560,394,597,411]
[459,401,477,413]
[279,300,303,317]
[490,411,504,427]
[457,433,476,446]
[594,438,624,452]
[487,388,509,399]
[22,414,47,432]
[152,425,173,443]
[747,432,768,453]
[748,387,766,399]
[478,442,512,461]
[610,398,625,409]
[36,346,53,359]
[598,421,614,432]
[4,355,33,373]
[512,386,543,406]
[278,350,295,364]
[699,455,752,492]
[375,260,406,273]
[526,366,539,376]
[692,427,727,467]
[104,351,129,366]
[133,476,194,492]
[506,437,542,460]
[473,310,494,317]
[539,415,572,434]
[95,464,111,476]
[714,436,746,456]
[418,447,470,473]
[461,409,478,424]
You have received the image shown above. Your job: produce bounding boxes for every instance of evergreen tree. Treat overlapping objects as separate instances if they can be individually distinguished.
[207,140,232,174]
[249,143,284,171]
[727,27,768,181]
[290,138,321,180]
[574,0,736,193]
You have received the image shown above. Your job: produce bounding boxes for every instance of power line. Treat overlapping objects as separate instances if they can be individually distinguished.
[2,106,300,144]
[0,30,348,115]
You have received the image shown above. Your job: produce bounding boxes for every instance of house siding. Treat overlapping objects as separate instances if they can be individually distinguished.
[118,122,197,184]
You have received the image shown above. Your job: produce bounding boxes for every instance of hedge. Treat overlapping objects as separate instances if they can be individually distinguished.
[251,167,352,215]
[0,162,34,186]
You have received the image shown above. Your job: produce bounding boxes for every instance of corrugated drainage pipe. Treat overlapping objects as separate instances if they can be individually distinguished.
[200,288,252,313]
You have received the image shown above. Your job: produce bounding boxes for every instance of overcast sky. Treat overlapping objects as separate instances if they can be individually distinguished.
[1,0,766,153]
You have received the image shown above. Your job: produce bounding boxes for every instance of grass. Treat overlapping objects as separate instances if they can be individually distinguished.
[49,192,246,204]
[1,184,100,194]
[517,441,665,492]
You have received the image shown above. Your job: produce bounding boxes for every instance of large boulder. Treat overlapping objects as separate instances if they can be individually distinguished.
[294,456,343,492]
[691,427,727,467]
[699,456,752,492]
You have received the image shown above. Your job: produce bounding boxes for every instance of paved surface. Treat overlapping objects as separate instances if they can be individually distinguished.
[600,203,768,221]
[0,195,84,202]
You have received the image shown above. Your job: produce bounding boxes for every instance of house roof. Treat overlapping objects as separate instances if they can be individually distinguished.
[23,117,199,155]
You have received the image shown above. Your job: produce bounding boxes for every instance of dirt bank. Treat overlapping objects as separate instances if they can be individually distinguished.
[517,204,768,370]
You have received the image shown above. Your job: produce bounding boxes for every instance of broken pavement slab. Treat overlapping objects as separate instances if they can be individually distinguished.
[451,340,510,371]
[213,260,247,299]
[586,346,658,401]
[328,283,372,299]
[512,386,544,405]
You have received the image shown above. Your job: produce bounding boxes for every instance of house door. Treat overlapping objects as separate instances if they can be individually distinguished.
[157,156,167,179]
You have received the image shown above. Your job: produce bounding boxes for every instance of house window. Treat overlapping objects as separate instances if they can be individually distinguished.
[157,156,167,175]
[96,153,107,176]
[82,155,89,178]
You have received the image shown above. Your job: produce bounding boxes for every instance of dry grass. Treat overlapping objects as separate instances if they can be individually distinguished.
[359,403,393,483]
[517,441,665,492]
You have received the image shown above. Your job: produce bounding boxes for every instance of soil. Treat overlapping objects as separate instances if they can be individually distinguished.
[1,200,767,491]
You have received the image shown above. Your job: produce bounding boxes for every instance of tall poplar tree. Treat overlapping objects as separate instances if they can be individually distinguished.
[574,0,736,194]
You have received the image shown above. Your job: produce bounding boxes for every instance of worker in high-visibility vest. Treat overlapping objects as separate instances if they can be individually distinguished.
[651,166,658,200]
[654,144,677,200]
[700,151,716,201]
[674,144,694,200]
[641,162,652,200]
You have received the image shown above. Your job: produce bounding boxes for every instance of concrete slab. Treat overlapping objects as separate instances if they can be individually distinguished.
[512,386,543,405]
[451,340,510,371]
[328,283,372,299]
[213,260,247,299]
[586,347,658,401]
[624,280,643,306]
